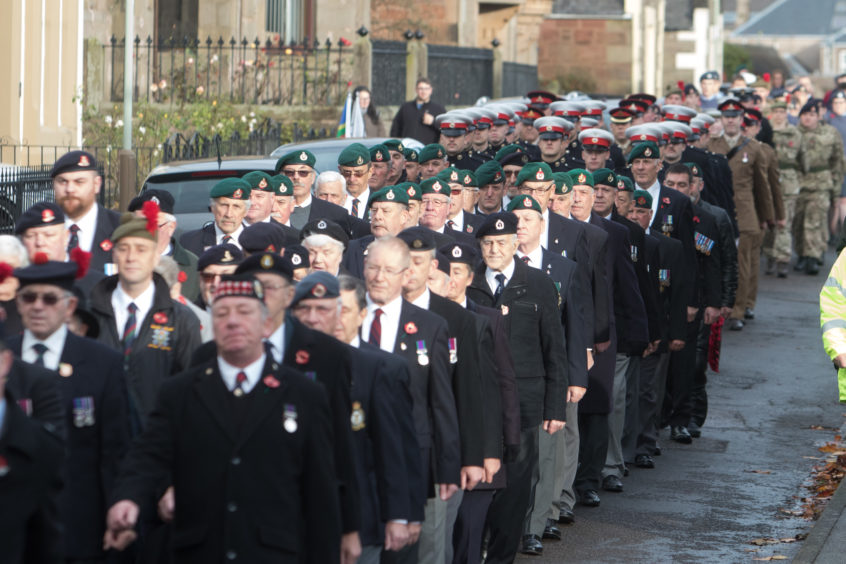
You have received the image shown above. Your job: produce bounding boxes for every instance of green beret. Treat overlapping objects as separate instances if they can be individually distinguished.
[403,147,419,162]
[461,170,477,187]
[400,182,422,201]
[476,160,504,186]
[684,162,703,178]
[383,139,405,153]
[552,172,573,195]
[627,141,660,163]
[592,168,617,187]
[368,186,409,206]
[436,168,464,185]
[338,143,371,167]
[633,190,653,209]
[420,177,450,196]
[418,144,446,163]
[270,174,294,196]
[516,162,553,185]
[568,168,594,188]
[616,175,634,192]
[242,171,274,192]
[370,144,391,164]
[506,194,542,214]
[494,144,529,166]
[210,177,251,200]
[276,150,316,171]
[111,212,158,244]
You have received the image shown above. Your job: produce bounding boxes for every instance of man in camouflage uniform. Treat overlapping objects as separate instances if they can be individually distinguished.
[794,101,846,275]
[766,100,803,277]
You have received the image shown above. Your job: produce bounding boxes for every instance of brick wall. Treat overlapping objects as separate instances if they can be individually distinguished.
[537,17,632,95]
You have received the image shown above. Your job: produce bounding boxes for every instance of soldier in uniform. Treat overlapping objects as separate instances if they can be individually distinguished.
[418,144,450,180]
[767,99,803,277]
[794,101,846,274]
[708,99,774,329]
[580,129,617,173]
[474,160,507,216]
[384,139,408,185]
[276,149,350,230]
[369,144,394,192]
[437,113,485,172]
[404,147,421,183]
[179,178,251,257]
[439,169,484,236]
[481,106,515,160]
[343,186,411,279]
[534,116,573,173]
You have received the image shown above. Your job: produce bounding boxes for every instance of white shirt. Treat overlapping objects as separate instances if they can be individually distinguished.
[295,193,313,210]
[363,294,403,353]
[214,223,244,248]
[65,204,99,254]
[541,209,552,249]
[21,325,68,370]
[485,259,515,295]
[516,245,543,270]
[458,296,468,309]
[111,281,156,338]
[344,188,370,219]
[349,335,361,348]
[637,178,661,227]
[446,211,463,232]
[410,288,431,310]
[218,353,266,394]
[266,321,287,363]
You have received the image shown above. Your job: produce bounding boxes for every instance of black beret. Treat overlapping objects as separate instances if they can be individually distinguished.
[235,252,294,281]
[439,242,478,265]
[301,218,349,249]
[398,226,436,251]
[238,222,287,254]
[476,212,518,238]
[435,252,451,275]
[291,271,340,306]
[15,259,78,291]
[128,189,175,214]
[197,244,244,270]
[283,244,310,269]
[15,202,65,235]
[50,150,98,178]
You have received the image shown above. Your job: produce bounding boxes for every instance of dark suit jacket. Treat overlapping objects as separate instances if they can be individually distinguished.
[564,216,610,344]
[466,259,567,428]
[653,233,687,346]
[649,185,697,309]
[0,390,65,564]
[698,199,738,309]
[613,210,661,346]
[269,218,303,247]
[308,197,353,226]
[8,332,129,560]
[88,205,122,276]
[342,234,375,280]
[5,358,66,440]
[112,356,341,564]
[171,238,201,303]
[178,222,217,259]
[692,203,723,309]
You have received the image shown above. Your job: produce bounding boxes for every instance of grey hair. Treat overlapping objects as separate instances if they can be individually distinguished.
[303,234,344,253]
[210,198,251,211]
[0,235,30,267]
[338,274,366,310]
[316,170,346,190]
[154,255,180,287]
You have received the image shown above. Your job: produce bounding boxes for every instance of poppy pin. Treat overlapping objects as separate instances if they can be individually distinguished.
[662,197,671,205]
[263,375,280,388]
[100,239,113,252]
[405,322,418,335]
[153,312,168,324]
[295,350,310,365]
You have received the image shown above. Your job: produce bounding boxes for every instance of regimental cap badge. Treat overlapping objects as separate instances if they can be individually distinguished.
[617,180,625,189]
[640,134,647,141]
[494,172,502,182]
[437,149,443,158]
[463,174,471,185]
[260,254,274,269]
[449,121,456,128]
[78,155,90,167]
[386,189,395,200]
[545,125,553,131]
[637,196,646,205]
[151,196,160,204]
[692,165,699,175]
[299,152,308,161]
[452,246,462,258]
[523,198,532,208]
[311,283,327,298]
[495,219,505,230]
[407,187,415,197]
[254,280,264,299]
[233,188,243,199]
[412,239,423,249]
[433,181,443,192]
[356,155,364,165]
[317,220,327,229]
[291,253,302,265]
[258,178,268,188]
[42,209,54,223]
[223,250,234,262]
[644,147,652,157]
[592,137,599,143]
[450,170,458,181]
[535,169,545,180]
[578,173,587,184]
[376,151,384,161]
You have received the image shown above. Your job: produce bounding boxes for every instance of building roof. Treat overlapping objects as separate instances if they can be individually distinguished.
[733,0,846,36]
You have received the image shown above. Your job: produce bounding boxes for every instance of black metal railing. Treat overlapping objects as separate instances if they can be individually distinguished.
[428,44,493,106]
[502,62,538,98]
[371,40,408,106]
[105,35,353,106]
[0,165,56,234]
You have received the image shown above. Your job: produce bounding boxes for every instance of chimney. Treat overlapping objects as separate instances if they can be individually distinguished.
[736,0,750,25]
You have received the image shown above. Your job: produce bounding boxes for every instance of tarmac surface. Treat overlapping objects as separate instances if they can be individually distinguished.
[519,257,846,563]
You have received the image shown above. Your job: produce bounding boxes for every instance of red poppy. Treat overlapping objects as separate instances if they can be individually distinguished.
[177,271,188,283]
[100,239,113,252]
[153,312,168,324]
[662,197,671,205]
[693,216,700,223]
[295,350,310,365]
[263,375,280,388]
[405,322,418,335]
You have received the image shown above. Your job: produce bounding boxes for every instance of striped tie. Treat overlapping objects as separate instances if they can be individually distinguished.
[368,308,383,347]
[122,303,138,359]
[233,371,247,397]
[351,198,360,218]
[32,343,48,367]
[67,224,80,253]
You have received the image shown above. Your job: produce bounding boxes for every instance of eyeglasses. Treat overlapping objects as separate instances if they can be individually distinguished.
[340,169,369,178]
[364,264,407,277]
[520,185,552,195]
[20,291,66,306]
[282,169,312,178]
[422,198,449,208]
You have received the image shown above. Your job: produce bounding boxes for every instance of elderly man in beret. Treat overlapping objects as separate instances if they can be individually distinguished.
[275,149,350,230]
[342,186,412,279]
[301,218,349,277]
[179,177,252,257]
[418,144,449,180]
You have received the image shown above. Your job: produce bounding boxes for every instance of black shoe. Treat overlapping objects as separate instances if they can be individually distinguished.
[688,421,702,438]
[795,257,807,271]
[728,318,744,331]
[520,534,544,555]
[557,508,575,524]
[670,425,693,444]
[577,489,601,507]
[654,444,662,456]
[744,308,755,320]
[777,262,789,278]
[602,475,623,492]
[635,454,655,468]
[543,519,562,540]
[806,258,820,275]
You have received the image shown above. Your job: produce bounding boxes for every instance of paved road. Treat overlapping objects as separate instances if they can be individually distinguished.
[522,259,846,563]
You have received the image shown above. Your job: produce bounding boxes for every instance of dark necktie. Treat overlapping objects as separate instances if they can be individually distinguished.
[351,198,360,218]
[122,303,138,359]
[368,308,383,347]
[222,234,233,244]
[32,343,48,367]
[493,273,506,302]
[68,224,80,253]
[520,255,530,264]
[233,371,247,397]
[447,219,456,230]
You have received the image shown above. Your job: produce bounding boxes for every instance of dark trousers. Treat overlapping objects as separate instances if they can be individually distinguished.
[665,312,703,427]
[574,412,609,492]
[691,321,712,427]
[451,489,495,564]
[635,352,665,456]
[621,356,642,464]
[484,427,537,564]
[381,541,420,564]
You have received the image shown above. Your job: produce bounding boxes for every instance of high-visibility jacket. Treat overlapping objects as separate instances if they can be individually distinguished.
[820,247,846,402]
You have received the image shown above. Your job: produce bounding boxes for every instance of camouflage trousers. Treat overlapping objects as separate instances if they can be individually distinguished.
[763,193,798,263]
[793,189,831,260]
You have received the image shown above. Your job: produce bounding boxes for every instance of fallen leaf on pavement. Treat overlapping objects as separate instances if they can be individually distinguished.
[745,469,772,474]
[753,556,788,561]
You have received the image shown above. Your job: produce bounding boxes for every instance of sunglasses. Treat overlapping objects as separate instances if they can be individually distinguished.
[340,169,369,178]
[20,291,66,306]
[200,272,223,282]
[282,169,312,178]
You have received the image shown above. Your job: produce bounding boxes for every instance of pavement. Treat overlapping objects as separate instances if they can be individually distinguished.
[515,254,846,563]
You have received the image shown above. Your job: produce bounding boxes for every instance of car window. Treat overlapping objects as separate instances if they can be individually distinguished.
[143,177,225,214]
